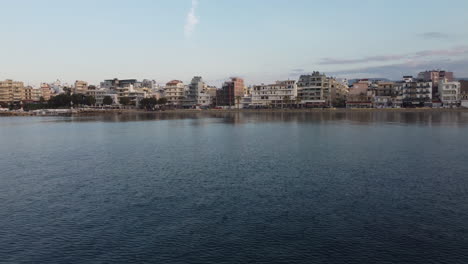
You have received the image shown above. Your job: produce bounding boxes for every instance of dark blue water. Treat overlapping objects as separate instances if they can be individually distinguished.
[1,112,468,263]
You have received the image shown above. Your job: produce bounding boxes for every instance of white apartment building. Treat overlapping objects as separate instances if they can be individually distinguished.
[186,76,212,107]
[251,80,297,107]
[439,79,461,107]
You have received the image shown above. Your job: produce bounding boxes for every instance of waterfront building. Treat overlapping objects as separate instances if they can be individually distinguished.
[439,79,460,107]
[73,81,88,94]
[117,85,150,107]
[297,72,330,107]
[417,70,454,99]
[40,83,52,100]
[216,77,244,107]
[86,89,107,105]
[99,78,149,106]
[164,80,187,106]
[460,80,468,108]
[23,87,43,102]
[329,78,349,107]
[0,79,25,103]
[398,77,432,107]
[370,81,397,108]
[346,80,373,108]
[251,80,297,108]
[186,76,212,107]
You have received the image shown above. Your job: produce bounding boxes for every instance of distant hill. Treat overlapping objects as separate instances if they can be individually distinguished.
[456,78,468,81]
[348,78,391,85]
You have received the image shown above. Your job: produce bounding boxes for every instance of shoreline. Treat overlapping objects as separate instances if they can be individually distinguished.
[2,108,468,117]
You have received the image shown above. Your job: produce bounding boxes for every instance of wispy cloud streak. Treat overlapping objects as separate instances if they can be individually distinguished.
[419,32,450,39]
[184,0,199,38]
[319,46,468,65]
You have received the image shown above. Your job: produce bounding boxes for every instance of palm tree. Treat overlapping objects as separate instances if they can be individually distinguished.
[235,96,242,110]
[295,96,302,109]
[284,96,291,109]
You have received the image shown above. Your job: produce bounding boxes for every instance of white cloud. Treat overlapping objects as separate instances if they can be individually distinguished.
[184,0,199,38]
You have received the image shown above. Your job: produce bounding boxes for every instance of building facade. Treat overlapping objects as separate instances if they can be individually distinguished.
[329,78,349,107]
[216,77,244,107]
[186,76,212,107]
[73,81,88,94]
[297,72,330,107]
[164,80,186,106]
[417,70,454,99]
[0,80,25,103]
[346,80,373,108]
[251,80,297,107]
[439,79,460,107]
[399,77,433,107]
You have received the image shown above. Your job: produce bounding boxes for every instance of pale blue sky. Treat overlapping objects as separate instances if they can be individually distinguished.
[1,0,468,86]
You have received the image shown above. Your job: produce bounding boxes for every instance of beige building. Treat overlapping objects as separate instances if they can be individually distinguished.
[346,80,373,108]
[41,83,52,100]
[329,78,349,107]
[24,87,43,102]
[164,80,187,106]
[0,79,25,103]
[73,81,88,94]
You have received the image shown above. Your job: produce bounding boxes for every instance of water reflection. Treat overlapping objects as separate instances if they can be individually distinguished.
[65,111,468,127]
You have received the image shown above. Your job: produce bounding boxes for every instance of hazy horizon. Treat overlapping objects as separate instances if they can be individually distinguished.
[2,0,468,86]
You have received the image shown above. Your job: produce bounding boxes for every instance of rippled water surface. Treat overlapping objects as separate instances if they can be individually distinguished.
[1,112,468,263]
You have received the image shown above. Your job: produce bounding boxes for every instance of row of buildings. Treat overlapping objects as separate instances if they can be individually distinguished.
[1,70,467,108]
[347,71,466,108]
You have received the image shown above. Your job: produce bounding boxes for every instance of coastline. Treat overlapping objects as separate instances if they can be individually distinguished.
[2,107,468,117]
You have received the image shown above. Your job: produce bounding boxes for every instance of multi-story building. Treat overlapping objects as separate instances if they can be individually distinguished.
[23,87,43,102]
[398,77,432,107]
[439,79,460,107]
[329,78,349,107]
[40,83,52,100]
[186,76,212,107]
[346,80,373,108]
[86,89,107,105]
[0,80,25,103]
[73,81,88,94]
[216,77,244,107]
[100,79,140,91]
[164,80,186,106]
[370,81,396,108]
[251,80,297,107]
[297,72,330,107]
[461,80,468,108]
[417,70,454,98]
